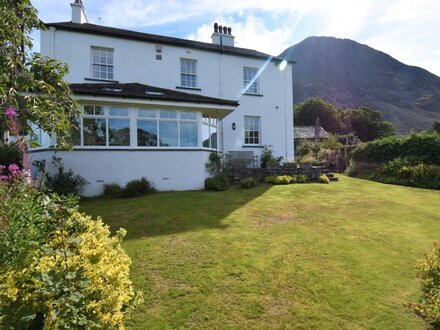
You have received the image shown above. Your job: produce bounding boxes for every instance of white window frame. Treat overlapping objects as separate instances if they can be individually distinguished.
[244,116,261,145]
[91,46,114,80]
[243,67,259,94]
[180,58,198,88]
[202,115,219,150]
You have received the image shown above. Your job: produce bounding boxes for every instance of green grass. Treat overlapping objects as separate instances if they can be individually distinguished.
[81,176,440,329]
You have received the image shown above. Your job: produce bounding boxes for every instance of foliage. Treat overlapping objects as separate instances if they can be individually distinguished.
[0,143,20,166]
[260,145,282,168]
[205,152,231,176]
[103,183,123,197]
[122,177,155,198]
[293,174,308,183]
[239,177,257,189]
[320,134,343,150]
[346,160,358,177]
[432,121,440,134]
[0,0,78,149]
[294,98,343,133]
[36,156,88,196]
[0,175,141,328]
[351,132,440,165]
[205,173,230,191]
[318,174,330,184]
[264,175,293,185]
[412,242,440,328]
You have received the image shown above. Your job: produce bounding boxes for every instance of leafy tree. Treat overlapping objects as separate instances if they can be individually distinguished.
[432,121,440,134]
[338,107,395,141]
[294,98,343,134]
[0,0,77,148]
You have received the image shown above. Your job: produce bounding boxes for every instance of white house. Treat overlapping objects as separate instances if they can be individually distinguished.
[31,0,294,196]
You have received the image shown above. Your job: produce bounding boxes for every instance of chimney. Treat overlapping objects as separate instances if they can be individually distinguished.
[71,0,88,24]
[211,22,235,47]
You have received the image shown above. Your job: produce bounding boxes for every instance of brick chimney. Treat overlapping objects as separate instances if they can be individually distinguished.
[71,0,88,24]
[211,23,235,47]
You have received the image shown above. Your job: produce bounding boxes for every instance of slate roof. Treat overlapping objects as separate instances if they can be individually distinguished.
[294,126,329,139]
[69,82,239,107]
[45,22,295,64]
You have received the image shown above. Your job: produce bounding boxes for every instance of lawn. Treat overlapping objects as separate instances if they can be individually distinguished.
[81,176,440,329]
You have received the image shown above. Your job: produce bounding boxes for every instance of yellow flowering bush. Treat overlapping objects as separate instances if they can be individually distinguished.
[0,176,141,329]
[412,242,440,328]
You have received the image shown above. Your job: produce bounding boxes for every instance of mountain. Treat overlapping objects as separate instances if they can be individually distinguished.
[280,36,440,134]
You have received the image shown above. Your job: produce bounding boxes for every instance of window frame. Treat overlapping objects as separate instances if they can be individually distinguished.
[91,46,114,81]
[180,58,198,88]
[202,115,219,150]
[244,116,261,145]
[243,67,259,94]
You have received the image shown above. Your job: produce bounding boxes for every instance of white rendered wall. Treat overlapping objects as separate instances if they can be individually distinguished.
[41,29,294,162]
[31,150,212,196]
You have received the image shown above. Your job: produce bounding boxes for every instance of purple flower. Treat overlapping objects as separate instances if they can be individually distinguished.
[5,107,17,118]
[0,175,8,181]
[0,165,5,171]
[8,164,20,173]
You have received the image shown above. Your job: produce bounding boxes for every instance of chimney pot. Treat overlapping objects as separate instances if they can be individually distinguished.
[223,26,227,34]
[227,27,232,35]
[218,25,223,34]
[214,22,218,33]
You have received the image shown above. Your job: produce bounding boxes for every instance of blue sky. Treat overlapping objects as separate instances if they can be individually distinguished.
[31,0,440,76]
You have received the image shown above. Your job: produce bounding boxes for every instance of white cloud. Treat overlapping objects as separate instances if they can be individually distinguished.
[187,16,293,55]
[31,0,440,75]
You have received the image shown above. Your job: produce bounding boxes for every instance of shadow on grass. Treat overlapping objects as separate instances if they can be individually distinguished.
[80,185,271,239]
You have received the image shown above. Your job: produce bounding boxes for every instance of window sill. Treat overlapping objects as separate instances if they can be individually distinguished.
[243,93,263,97]
[85,77,119,83]
[242,145,264,148]
[176,86,202,91]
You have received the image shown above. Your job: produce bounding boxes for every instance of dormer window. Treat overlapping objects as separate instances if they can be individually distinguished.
[180,58,197,88]
[91,47,114,80]
[243,67,259,94]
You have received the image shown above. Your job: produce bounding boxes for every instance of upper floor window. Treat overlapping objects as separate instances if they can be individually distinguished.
[243,67,259,94]
[180,59,197,88]
[91,47,114,80]
[244,116,261,145]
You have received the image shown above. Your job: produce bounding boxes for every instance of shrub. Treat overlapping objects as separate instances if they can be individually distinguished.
[261,145,282,168]
[36,156,88,195]
[103,183,123,196]
[0,143,20,167]
[264,175,292,185]
[412,242,440,328]
[346,160,358,177]
[0,175,141,328]
[318,174,330,184]
[239,177,257,189]
[122,177,155,197]
[351,132,440,165]
[205,152,232,176]
[293,174,308,183]
[205,174,230,191]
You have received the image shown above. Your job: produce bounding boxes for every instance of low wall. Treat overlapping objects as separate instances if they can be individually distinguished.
[30,149,212,196]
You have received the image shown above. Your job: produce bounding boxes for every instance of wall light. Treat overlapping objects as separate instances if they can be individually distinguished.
[232,122,236,130]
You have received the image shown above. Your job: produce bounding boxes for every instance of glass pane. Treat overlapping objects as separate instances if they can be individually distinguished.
[159,110,177,119]
[109,107,128,117]
[210,126,217,149]
[180,122,198,147]
[109,119,130,146]
[84,105,95,115]
[180,111,197,120]
[138,109,156,118]
[202,124,210,148]
[83,118,106,146]
[137,120,157,146]
[159,121,178,146]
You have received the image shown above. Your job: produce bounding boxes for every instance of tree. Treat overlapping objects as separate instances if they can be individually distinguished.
[0,0,77,149]
[294,98,343,134]
[432,121,440,134]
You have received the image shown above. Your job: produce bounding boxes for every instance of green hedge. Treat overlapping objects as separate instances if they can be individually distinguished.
[350,132,440,165]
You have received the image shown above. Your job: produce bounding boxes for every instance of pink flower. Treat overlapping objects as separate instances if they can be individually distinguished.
[0,165,5,171]
[5,107,17,118]
[8,164,20,173]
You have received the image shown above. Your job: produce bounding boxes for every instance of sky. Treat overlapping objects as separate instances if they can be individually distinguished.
[31,0,440,76]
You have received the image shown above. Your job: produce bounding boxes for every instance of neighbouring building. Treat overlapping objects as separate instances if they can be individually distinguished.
[31,0,295,196]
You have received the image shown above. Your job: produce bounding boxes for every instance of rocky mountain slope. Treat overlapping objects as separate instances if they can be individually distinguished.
[280,36,440,133]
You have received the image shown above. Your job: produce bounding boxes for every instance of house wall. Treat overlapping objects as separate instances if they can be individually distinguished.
[31,149,212,196]
[41,28,294,162]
